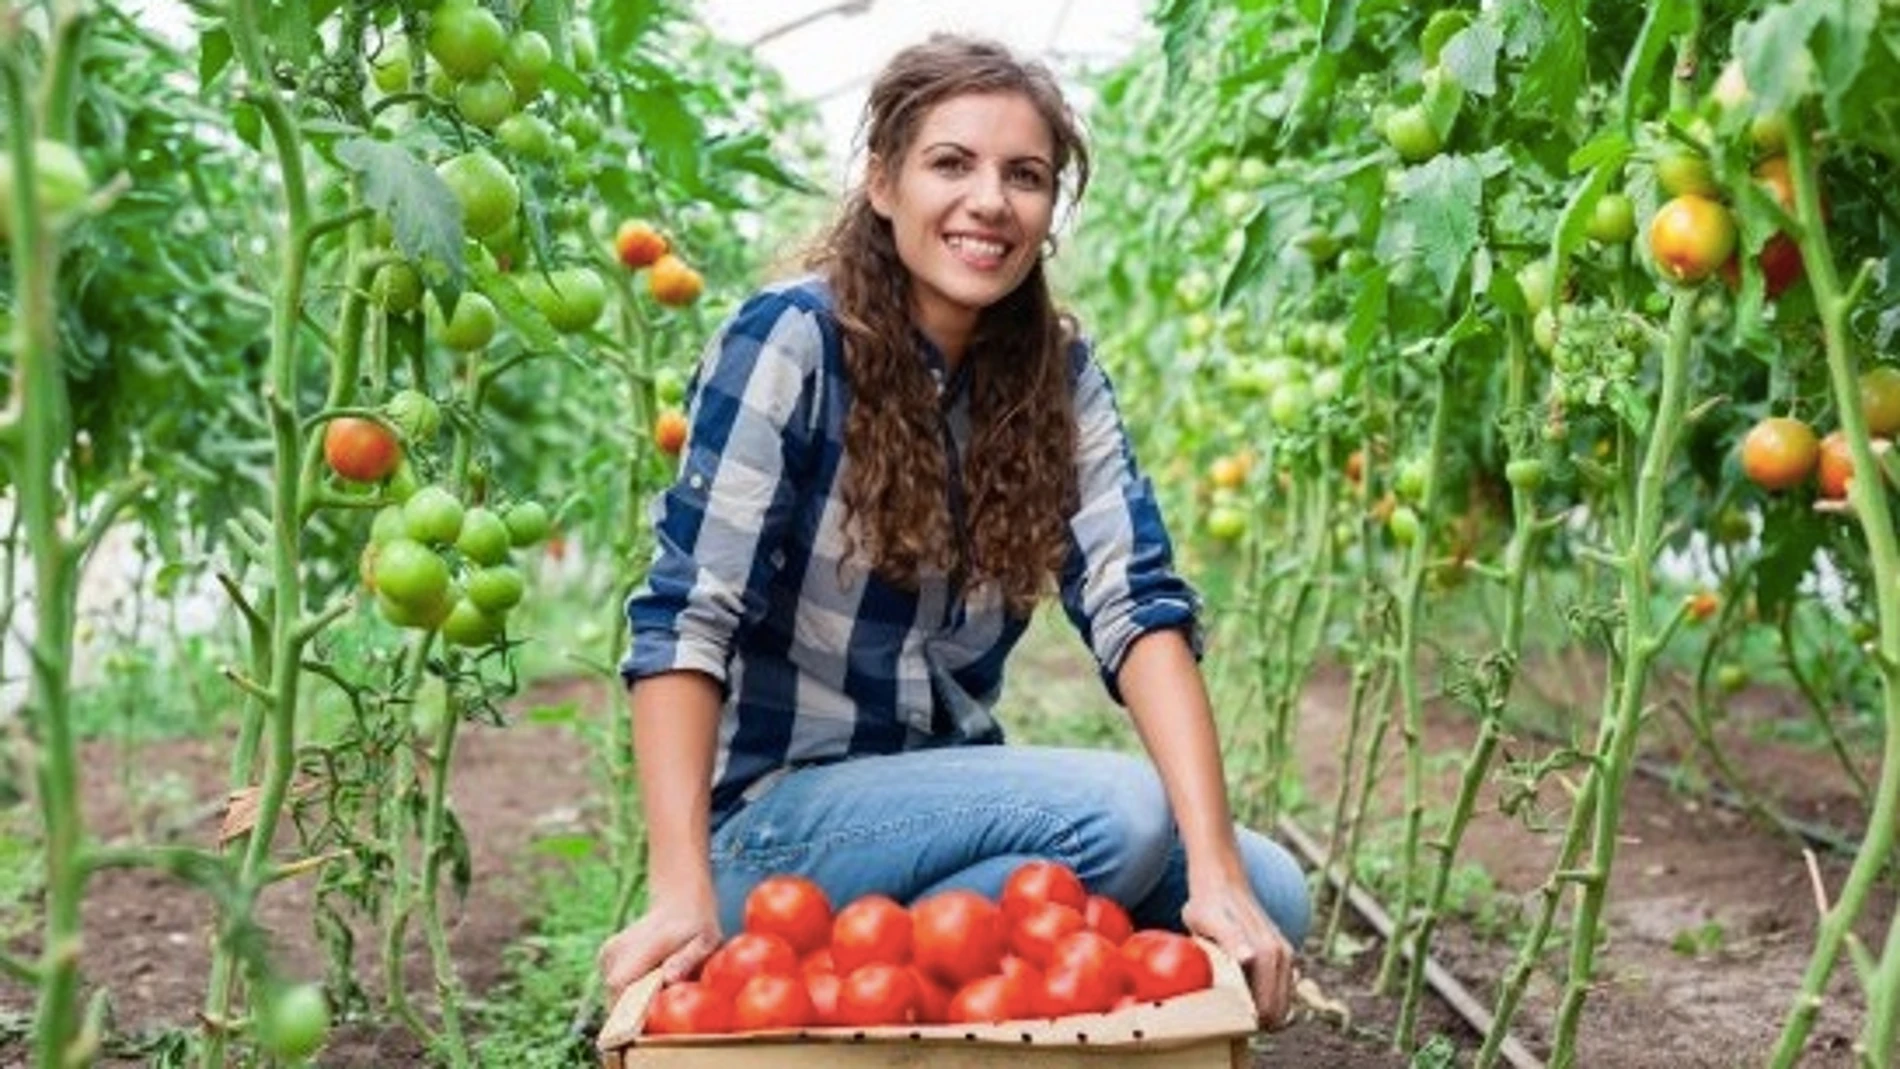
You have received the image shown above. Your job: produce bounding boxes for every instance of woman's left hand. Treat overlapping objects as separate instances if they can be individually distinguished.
[1180,875,1296,1030]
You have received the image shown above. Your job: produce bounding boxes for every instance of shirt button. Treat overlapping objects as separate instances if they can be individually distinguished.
[689,474,705,490]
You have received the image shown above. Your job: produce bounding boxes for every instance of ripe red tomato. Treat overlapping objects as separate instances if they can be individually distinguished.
[946,975,1022,1024]
[1082,896,1134,945]
[1818,431,1854,500]
[731,973,815,1032]
[643,982,733,1036]
[831,895,913,973]
[835,963,920,1027]
[1010,901,1087,968]
[1040,962,1123,1017]
[1047,931,1127,994]
[1001,861,1088,922]
[909,966,953,1024]
[1120,932,1213,1002]
[912,890,1007,988]
[1740,416,1820,492]
[805,970,843,1025]
[744,875,834,957]
[323,417,401,483]
[1648,195,1737,284]
[699,932,799,999]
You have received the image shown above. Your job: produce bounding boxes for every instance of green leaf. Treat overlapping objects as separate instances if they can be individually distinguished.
[478,260,568,356]
[705,132,820,196]
[1510,0,1585,123]
[1159,0,1212,96]
[1553,154,1627,258]
[1441,24,1503,97]
[1343,263,1389,365]
[523,701,580,725]
[520,0,573,59]
[1318,0,1357,54]
[1734,4,1827,112]
[1391,155,1485,298]
[1219,186,1311,307]
[623,84,705,194]
[1755,499,1824,619]
[199,28,234,90]
[1617,0,1693,130]
[333,138,465,295]
[596,0,667,58]
[262,0,313,67]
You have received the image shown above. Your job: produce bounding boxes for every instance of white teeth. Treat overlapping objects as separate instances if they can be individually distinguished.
[946,234,1007,258]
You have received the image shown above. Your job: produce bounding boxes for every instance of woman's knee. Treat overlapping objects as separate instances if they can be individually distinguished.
[1237,827,1312,946]
[1061,751,1174,903]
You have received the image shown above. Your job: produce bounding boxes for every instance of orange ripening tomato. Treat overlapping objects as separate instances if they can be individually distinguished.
[643,982,733,1036]
[1208,455,1246,491]
[648,253,704,307]
[324,417,402,483]
[830,894,913,973]
[743,875,833,957]
[1739,416,1820,492]
[1817,431,1854,500]
[654,408,688,457]
[1686,592,1720,622]
[911,890,1007,989]
[614,220,669,269]
[699,932,799,999]
[1648,195,1737,284]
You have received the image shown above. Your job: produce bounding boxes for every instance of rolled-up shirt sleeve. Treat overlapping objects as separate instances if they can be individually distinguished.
[1058,340,1203,702]
[621,292,824,690]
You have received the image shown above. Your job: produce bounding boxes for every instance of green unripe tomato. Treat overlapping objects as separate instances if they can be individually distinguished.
[1859,366,1900,437]
[436,150,519,240]
[370,42,412,95]
[1388,505,1421,546]
[1394,457,1430,502]
[454,507,512,566]
[1656,151,1717,197]
[465,564,525,612]
[403,485,466,545]
[1588,192,1637,245]
[373,262,423,314]
[454,70,516,129]
[1505,458,1547,492]
[1206,505,1248,543]
[442,598,504,647]
[503,500,551,546]
[1532,306,1559,354]
[502,30,553,92]
[384,389,441,442]
[570,23,598,72]
[427,0,507,80]
[1383,106,1441,164]
[373,538,450,607]
[434,291,499,351]
[369,505,409,547]
[1268,381,1313,429]
[654,366,689,407]
[562,109,603,149]
[1517,260,1554,317]
[0,139,92,242]
[254,983,331,1061]
[496,113,557,160]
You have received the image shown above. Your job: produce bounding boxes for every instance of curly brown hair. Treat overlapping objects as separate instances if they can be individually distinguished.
[807,35,1092,617]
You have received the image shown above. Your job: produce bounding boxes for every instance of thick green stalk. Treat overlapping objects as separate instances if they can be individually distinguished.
[1376,361,1452,995]
[1548,293,1697,1067]
[6,36,84,1067]
[1770,119,1900,1069]
[1475,773,1600,1069]
[1398,321,1541,1046]
[201,0,319,1059]
[418,691,471,1067]
[1265,462,1336,824]
[380,637,435,1042]
[1325,662,1397,951]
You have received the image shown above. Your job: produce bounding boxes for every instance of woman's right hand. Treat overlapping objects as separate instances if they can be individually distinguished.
[597,889,724,1006]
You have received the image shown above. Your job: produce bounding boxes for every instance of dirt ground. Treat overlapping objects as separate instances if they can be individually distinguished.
[1,647,1889,1067]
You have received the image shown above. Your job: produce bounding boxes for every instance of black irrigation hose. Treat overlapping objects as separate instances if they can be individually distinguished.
[1276,816,1546,1069]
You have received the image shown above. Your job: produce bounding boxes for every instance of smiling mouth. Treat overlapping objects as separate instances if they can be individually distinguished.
[944,233,1012,269]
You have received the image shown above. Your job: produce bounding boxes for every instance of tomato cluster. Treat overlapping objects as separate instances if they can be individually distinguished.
[1740,368,1900,501]
[641,862,1215,1038]
[614,219,704,308]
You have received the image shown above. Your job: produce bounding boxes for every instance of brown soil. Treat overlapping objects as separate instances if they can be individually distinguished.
[3,637,1889,1068]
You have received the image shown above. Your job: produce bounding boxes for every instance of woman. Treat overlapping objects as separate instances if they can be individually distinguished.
[596,34,1309,1027]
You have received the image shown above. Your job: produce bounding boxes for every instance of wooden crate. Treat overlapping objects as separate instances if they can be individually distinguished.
[598,941,1255,1069]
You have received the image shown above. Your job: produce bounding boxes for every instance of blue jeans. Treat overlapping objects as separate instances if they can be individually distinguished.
[708,746,1311,947]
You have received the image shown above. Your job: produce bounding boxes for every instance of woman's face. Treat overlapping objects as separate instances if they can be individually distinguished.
[869,91,1058,357]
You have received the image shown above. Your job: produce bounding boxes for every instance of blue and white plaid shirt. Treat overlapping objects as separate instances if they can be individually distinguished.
[621,276,1201,828]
